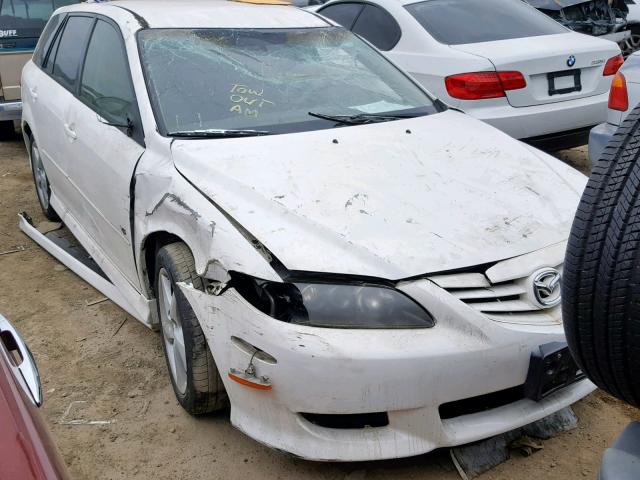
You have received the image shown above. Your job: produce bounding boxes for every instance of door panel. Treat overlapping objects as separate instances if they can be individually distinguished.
[29,15,93,223]
[64,102,144,286]
[31,71,78,213]
[61,18,145,287]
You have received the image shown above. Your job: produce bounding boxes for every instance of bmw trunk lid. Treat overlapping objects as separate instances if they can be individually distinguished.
[171,110,587,280]
[450,33,620,107]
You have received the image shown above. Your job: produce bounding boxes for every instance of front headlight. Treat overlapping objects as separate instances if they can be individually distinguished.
[230,273,434,329]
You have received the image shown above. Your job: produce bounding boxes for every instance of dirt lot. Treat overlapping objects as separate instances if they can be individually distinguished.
[1,136,639,480]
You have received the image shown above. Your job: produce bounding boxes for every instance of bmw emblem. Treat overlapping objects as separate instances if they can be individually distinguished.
[567,55,576,67]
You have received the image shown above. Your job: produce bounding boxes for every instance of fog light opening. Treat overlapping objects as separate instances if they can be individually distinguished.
[300,412,389,429]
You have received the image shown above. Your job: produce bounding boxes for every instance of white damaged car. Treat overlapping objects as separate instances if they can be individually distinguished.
[20,0,594,461]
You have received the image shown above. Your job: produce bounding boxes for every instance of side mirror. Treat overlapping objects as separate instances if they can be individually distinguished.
[96,114,134,137]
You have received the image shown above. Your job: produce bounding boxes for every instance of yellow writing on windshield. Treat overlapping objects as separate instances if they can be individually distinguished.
[229,84,275,118]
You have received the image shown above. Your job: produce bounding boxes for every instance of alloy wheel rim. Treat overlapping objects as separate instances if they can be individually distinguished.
[32,145,50,210]
[158,268,188,394]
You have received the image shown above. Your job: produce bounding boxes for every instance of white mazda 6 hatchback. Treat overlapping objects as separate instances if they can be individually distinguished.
[21,0,594,461]
[315,0,623,150]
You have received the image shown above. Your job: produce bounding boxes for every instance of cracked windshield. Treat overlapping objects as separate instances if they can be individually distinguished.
[138,27,437,135]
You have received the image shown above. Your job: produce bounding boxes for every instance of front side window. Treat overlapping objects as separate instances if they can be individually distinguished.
[51,15,93,92]
[352,5,401,51]
[138,27,437,136]
[0,0,77,41]
[80,20,135,125]
[406,0,567,45]
[319,3,364,29]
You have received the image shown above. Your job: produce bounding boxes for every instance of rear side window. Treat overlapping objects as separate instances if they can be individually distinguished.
[319,3,364,29]
[79,20,135,125]
[352,5,401,51]
[51,15,94,92]
[33,13,64,67]
[405,0,567,45]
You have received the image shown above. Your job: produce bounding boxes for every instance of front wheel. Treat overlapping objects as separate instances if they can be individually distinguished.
[154,242,228,414]
[29,139,59,221]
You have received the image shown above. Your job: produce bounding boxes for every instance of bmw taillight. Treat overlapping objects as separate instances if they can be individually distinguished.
[445,71,526,100]
[603,54,624,76]
[608,72,628,111]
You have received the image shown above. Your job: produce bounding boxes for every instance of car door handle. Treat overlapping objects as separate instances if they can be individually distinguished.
[29,87,38,101]
[0,315,42,407]
[64,123,77,140]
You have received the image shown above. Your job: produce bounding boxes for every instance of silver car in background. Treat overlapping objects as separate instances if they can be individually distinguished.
[589,51,640,163]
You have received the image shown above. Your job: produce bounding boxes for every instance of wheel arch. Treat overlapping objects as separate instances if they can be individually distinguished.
[132,171,283,299]
[22,121,32,140]
[22,121,33,153]
[141,230,193,297]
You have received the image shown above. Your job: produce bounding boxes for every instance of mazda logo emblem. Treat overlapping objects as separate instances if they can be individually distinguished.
[532,268,562,308]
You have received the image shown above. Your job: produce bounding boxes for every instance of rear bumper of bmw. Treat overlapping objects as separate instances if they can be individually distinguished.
[179,276,594,461]
[466,92,608,148]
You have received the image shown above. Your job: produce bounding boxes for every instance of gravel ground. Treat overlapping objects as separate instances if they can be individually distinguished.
[1,136,638,480]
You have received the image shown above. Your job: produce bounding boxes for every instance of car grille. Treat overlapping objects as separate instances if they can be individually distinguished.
[427,268,562,326]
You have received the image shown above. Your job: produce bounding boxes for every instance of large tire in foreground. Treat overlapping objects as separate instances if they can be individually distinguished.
[563,104,640,408]
[154,242,228,414]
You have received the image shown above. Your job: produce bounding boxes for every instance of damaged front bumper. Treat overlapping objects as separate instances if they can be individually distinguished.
[179,277,595,461]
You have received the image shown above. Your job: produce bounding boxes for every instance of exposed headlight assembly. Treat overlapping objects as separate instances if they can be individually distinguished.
[230,273,434,329]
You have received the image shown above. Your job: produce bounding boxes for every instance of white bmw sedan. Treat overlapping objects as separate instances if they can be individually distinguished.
[316,0,623,150]
[22,0,594,461]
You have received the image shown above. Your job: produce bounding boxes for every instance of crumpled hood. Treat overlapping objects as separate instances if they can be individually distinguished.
[172,111,586,280]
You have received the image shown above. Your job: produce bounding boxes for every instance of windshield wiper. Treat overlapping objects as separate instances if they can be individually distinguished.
[308,111,419,125]
[168,129,270,138]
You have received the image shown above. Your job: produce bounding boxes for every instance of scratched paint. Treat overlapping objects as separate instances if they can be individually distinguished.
[178,280,595,461]
[19,1,595,464]
[172,110,587,280]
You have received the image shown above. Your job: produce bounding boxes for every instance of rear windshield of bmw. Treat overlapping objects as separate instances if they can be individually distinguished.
[405,0,567,45]
[0,0,76,50]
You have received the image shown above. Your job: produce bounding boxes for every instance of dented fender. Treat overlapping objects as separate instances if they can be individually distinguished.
[132,148,282,296]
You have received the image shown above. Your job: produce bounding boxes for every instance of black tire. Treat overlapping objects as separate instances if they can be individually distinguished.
[154,242,228,414]
[563,103,640,407]
[29,138,59,221]
[0,120,15,141]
